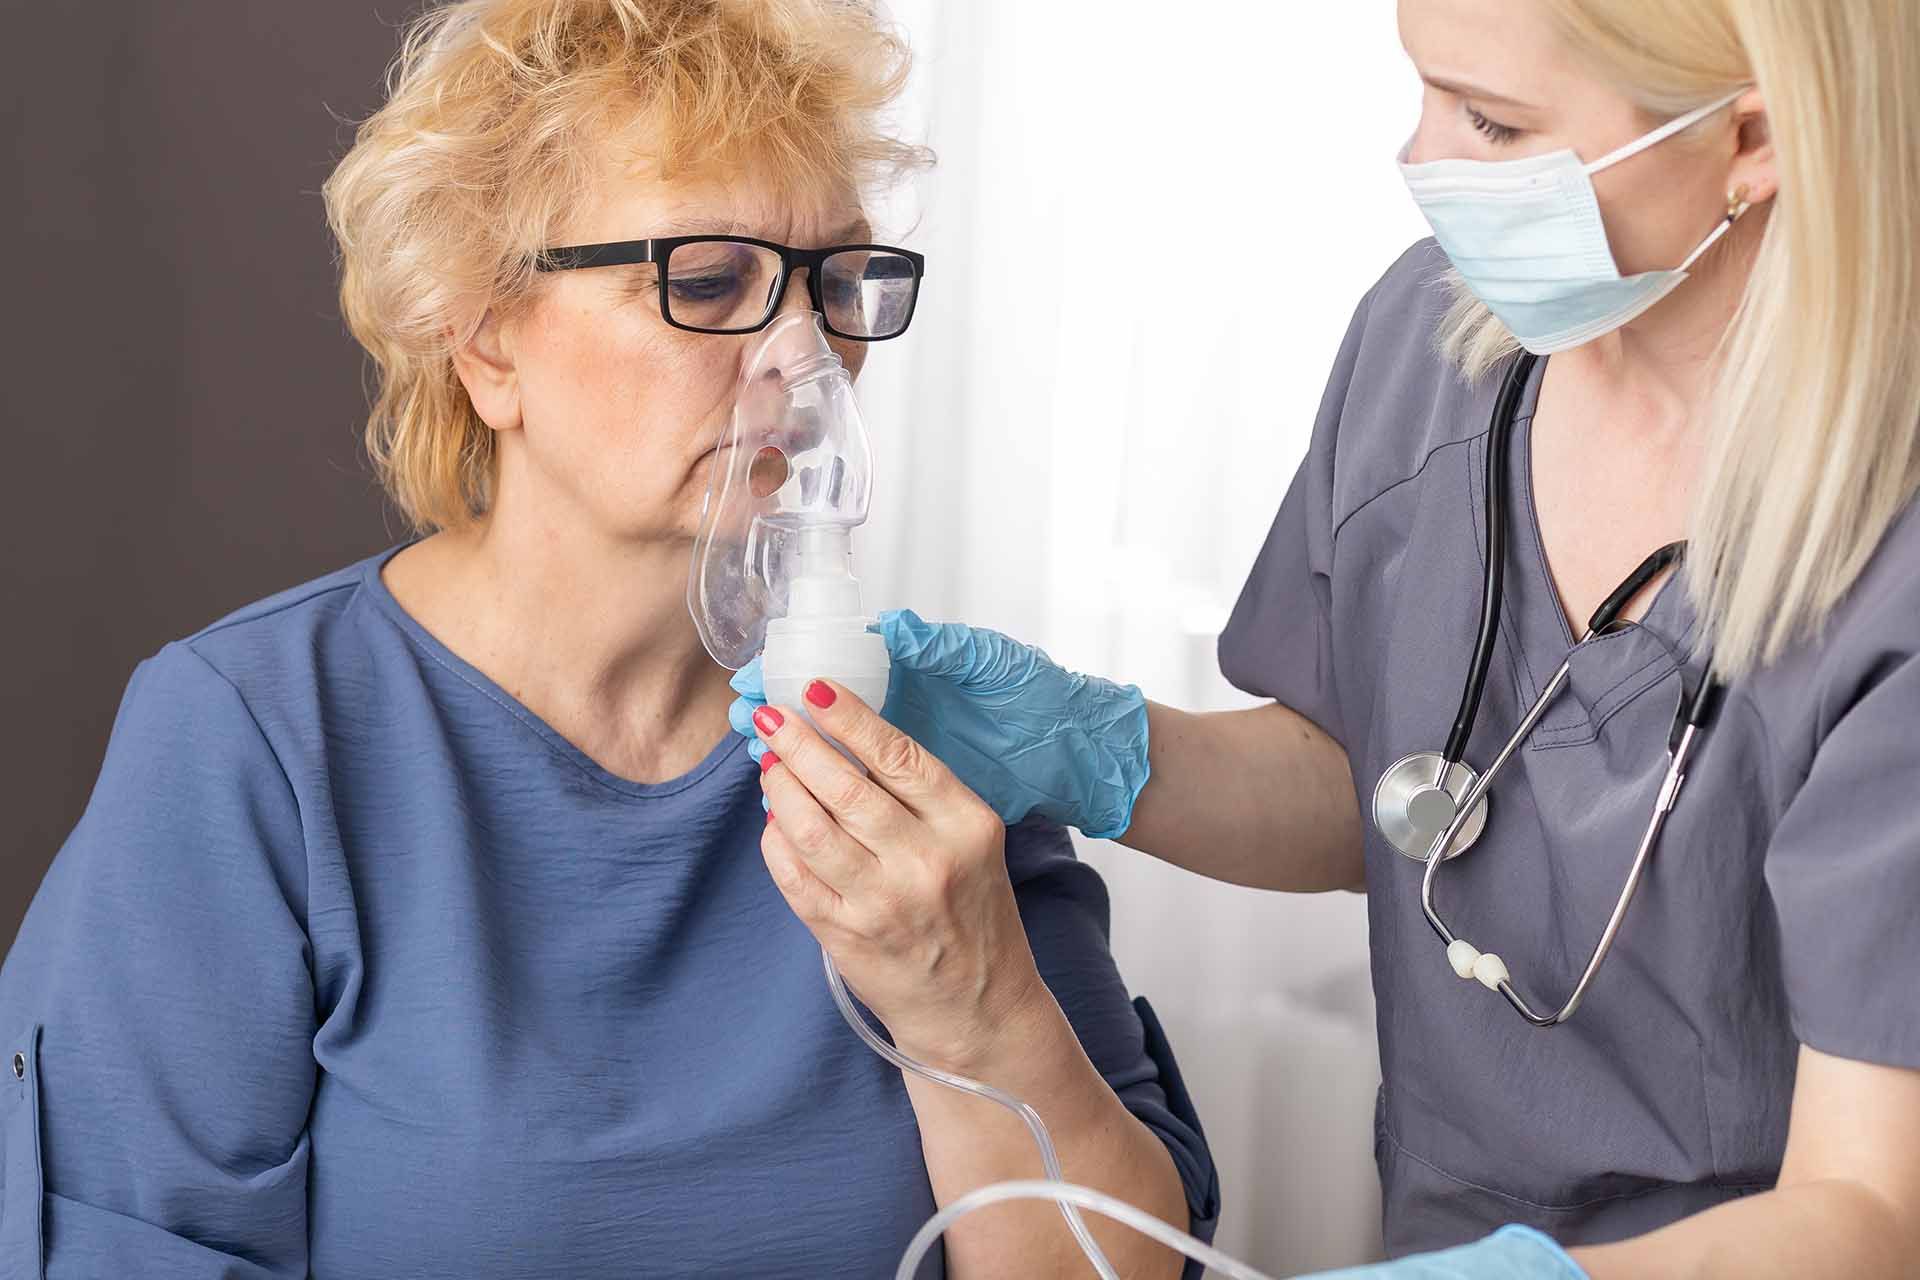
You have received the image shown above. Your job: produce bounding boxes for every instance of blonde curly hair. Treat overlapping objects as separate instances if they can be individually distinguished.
[323,0,930,531]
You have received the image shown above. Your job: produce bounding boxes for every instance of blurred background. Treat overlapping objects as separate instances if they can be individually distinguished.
[1,1,1425,1273]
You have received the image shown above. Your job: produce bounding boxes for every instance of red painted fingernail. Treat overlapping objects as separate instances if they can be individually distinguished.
[753,706,784,735]
[805,680,837,708]
[759,752,780,773]
[766,810,775,824]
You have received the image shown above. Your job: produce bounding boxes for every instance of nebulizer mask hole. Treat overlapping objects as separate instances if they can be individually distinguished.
[748,446,789,500]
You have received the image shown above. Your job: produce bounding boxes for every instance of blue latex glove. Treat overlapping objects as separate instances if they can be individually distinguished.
[1298,1227,1589,1280]
[727,608,1151,838]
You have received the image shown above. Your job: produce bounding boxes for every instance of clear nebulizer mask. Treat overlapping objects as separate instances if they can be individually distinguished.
[688,311,891,720]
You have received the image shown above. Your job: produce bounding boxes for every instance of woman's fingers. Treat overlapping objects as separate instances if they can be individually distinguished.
[759,742,883,895]
[758,813,843,925]
[771,680,956,820]
[751,695,928,847]
[750,687,1036,1072]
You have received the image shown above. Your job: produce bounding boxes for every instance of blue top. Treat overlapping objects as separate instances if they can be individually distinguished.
[0,548,1217,1279]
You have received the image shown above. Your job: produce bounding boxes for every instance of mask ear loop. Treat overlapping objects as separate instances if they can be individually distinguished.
[1584,86,1750,174]
[1678,182,1754,272]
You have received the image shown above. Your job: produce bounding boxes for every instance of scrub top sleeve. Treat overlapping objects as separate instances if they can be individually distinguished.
[0,642,314,1279]
[1003,819,1221,1276]
[1762,649,1920,1069]
[1216,286,1376,746]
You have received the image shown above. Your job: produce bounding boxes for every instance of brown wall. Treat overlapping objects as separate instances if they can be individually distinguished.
[1,6,404,945]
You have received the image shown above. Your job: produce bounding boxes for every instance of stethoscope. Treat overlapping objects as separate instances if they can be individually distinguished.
[1370,351,1724,1028]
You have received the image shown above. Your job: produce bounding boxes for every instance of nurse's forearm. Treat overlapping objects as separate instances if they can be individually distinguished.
[902,976,1191,1280]
[1121,701,1365,891]
[1570,1179,1917,1278]
[1574,1050,1920,1279]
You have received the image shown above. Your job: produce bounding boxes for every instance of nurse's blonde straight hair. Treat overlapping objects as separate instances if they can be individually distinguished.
[1438,0,1920,678]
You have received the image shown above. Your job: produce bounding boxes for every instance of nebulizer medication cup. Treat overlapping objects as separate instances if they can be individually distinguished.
[762,526,892,752]
[690,315,1266,1279]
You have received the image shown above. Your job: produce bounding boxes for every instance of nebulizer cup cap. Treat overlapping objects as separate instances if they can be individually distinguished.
[687,311,889,709]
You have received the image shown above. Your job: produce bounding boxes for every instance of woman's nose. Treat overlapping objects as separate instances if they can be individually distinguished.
[747,292,830,381]
[748,266,860,383]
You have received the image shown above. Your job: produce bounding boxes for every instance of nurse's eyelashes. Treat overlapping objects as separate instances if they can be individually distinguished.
[1467,104,1521,145]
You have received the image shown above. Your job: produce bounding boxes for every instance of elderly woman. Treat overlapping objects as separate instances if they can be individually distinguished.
[0,2,1216,1276]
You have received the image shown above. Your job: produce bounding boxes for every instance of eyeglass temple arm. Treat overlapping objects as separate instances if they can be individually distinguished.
[535,241,658,272]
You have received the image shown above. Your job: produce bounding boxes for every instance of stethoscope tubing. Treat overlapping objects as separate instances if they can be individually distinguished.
[1442,351,1539,768]
[1409,351,1724,1027]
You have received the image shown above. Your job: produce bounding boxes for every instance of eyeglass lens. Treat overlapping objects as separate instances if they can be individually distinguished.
[661,240,917,337]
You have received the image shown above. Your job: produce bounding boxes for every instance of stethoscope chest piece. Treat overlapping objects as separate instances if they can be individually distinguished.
[1373,750,1488,862]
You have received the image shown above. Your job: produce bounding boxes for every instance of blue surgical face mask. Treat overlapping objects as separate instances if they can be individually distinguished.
[1399,89,1749,354]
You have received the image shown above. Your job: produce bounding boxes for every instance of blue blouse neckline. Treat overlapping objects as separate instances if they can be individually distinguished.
[357,542,747,801]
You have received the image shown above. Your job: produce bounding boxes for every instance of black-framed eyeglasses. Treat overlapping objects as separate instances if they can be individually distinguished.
[536,235,926,341]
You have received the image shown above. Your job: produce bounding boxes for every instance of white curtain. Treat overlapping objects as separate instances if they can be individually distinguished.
[855,4,1430,1273]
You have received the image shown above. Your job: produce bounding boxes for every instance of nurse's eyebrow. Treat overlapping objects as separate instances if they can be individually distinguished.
[1421,73,1538,112]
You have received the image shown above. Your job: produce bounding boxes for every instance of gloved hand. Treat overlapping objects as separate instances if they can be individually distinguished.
[727,608,1150,839]
[1296,1226,1588,1279]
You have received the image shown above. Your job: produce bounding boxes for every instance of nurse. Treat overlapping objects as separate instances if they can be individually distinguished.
[740,0,1920,1273]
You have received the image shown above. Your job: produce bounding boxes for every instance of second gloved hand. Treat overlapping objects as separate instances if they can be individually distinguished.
[1297,1226,1588,1280]
[728,609,1150,839]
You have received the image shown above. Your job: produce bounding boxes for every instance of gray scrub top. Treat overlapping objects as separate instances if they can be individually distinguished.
[1219,239,1920,1256]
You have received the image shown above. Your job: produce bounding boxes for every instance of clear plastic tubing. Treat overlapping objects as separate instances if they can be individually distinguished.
[829,911,1286,1280]
[821,949,1121,1279]
[893,1179,1283,1280]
